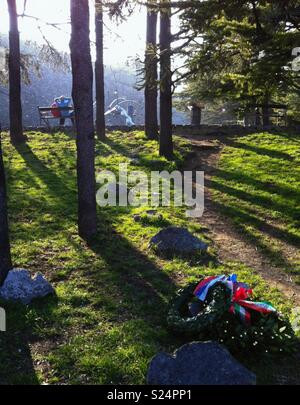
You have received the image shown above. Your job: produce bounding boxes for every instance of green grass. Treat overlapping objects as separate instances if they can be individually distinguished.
[212,132,300,282]
[0,130,299,385]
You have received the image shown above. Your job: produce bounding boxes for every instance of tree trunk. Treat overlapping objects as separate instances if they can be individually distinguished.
[7,0,26,145]
[0,130,12,286]
[95,0,106,141]
[159,0,173,159]
[262,104,270,126]
[262,92,270,126]
[255,107,261,126]
[70,0,97,240]
[191,105,201,126]
[145,2,158,140]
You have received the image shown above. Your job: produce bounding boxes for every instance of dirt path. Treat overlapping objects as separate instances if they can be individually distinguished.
[182,132,300,306]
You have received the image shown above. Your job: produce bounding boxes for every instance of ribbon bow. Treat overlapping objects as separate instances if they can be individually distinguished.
[194,274,276,325]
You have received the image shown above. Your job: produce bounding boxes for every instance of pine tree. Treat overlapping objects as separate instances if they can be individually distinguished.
[95,0,106,141]
[145,1,159,140]
[7,0,26,144]
[70,0,97,240]
[159,0,173,159]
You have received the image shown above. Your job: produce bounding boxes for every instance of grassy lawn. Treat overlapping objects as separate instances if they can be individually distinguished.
[212,132,300,283]
[0,130,299,384]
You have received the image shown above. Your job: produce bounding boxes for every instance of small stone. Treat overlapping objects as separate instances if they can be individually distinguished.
[133,214,142,222]
[147,341,256,385]
[146,210,163,220]
[128,157,140,165]
[0,269,54,305]
[150,227,208,255]
[146,210,158,216]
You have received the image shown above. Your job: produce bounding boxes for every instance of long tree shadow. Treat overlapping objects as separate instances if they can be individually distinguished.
[9,143,78,242]
[209,198,298,271]
[15,143,76,202]
[59,130,126,161]
[100,134,186,171]
[0,326,38,384]
[278,131,300,143]
[102,134,144,159]
[53,210,191,384]
[207,178,300,246]
[81,210,180,321]
[227,140,294,161]
[0,295,59,385]
[211,166,300,205]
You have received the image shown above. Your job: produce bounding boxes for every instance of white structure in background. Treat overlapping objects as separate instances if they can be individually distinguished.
[94,97,139,127]
[0,46,5,72]
[292,47,300,72]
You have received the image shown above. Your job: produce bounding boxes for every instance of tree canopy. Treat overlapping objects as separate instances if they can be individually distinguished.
[178,0,300,119]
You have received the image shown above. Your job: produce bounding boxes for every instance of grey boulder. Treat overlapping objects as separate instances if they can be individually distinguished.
[150,227,208,254]
[0,269,54,305]
[147,341,256,385]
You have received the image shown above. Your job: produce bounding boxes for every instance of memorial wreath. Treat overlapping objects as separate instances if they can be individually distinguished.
[167,275,295,353]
